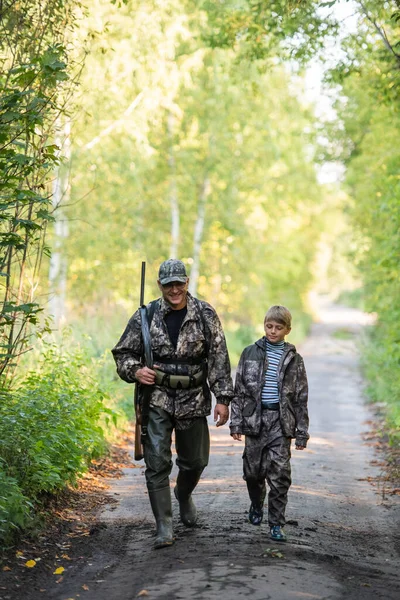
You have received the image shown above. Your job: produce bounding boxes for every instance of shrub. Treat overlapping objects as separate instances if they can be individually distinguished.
[0,465,32,546]
[0,341,116,546]
[361,325,400,448]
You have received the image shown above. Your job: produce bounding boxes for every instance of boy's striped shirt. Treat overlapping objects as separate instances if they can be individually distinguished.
[261,340,285,406]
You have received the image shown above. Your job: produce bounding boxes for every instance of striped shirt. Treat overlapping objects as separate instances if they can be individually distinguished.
[261,340,285,406]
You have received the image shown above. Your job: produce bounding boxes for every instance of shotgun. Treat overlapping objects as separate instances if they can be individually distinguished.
[134,261,154,460]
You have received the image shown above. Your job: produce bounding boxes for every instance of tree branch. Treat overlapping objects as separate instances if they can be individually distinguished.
[84,92,144,150]
[359,1,400,66]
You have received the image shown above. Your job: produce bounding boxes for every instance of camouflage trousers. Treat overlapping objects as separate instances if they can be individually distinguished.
[143,406,210,492]
[243,409,291,527]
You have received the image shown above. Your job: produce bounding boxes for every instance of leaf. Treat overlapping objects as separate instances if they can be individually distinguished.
[82,584,90,591]
[319,1,336,7]
[262,547,284,559]
[25,560,36,568]
[2,566,11,571]
[53,566,65,575]
[137,591,150,597]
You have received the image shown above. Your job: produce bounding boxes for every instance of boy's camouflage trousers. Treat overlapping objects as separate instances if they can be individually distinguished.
[243,409,291,527]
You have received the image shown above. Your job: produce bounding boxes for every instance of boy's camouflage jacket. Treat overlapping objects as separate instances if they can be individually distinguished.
[230,337,309,447]
[112,293,233,419]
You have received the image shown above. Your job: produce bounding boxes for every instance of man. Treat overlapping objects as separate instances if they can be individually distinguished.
[112,259,234,549]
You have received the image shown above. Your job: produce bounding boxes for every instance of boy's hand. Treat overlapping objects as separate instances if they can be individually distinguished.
[214,403,229,427]
[231,433,242,441]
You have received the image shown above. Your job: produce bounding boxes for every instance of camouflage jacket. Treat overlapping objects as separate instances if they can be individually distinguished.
[230,337,309,447]
[111,293,234,419]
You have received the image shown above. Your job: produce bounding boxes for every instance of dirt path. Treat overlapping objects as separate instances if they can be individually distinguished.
[5,301,400,599]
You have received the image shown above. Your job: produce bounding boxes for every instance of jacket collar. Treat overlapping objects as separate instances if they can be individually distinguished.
[255,336,296,355]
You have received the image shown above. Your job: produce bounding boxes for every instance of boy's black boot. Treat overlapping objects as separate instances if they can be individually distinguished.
[249,503,264,525]
[174,469,202,527]
[246,479,266,526]
[148,487,174,549]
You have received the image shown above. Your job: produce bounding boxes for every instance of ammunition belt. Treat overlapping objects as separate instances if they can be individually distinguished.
[154,368,206,390]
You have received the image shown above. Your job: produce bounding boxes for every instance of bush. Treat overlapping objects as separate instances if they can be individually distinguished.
[0,342,115,546]
[361,325,400,448]
[0,466,32,547]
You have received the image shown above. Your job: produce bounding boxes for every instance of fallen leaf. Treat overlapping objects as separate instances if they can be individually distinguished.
[262,547,284,559]
[56,576,63,584]
[61,554,71,560]
[53,566,65,575]
[2,566,11,571]
[137,591,150,597]
[25,560,37,568]
[82,584,89,591]
[361,583,371,588]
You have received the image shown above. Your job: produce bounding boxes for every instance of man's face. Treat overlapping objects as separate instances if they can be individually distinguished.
[158,278,189,310]
[264,320,291,343]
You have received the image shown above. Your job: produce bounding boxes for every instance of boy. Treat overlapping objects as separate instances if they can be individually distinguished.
[230,305,309,542]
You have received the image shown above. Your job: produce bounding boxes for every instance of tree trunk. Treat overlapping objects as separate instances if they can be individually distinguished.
[49,117,71,326]
[168,112,179,258]
[189,176,210,297]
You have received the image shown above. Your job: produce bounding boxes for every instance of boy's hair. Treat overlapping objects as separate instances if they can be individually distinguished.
[264,305,292,328]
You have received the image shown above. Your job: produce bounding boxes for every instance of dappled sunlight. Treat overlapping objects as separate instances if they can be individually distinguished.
[291,593,330,599]
[301,436,335,448]
[308,294,376,328]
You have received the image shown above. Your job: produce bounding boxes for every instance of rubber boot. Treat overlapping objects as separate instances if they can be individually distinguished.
[148,487,174,549]
[174,470,202,527]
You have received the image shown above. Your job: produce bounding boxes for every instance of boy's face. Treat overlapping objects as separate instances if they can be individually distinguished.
[264,320,291,343]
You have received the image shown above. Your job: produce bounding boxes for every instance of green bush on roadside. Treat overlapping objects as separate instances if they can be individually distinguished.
[361,325,400,448]
[0,467,33,546]
[0,342,115,547]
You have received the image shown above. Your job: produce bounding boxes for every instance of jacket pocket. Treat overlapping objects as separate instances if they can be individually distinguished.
[242,399,257,417]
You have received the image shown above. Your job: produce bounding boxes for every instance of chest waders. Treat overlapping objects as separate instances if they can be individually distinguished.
[142,298,210,548]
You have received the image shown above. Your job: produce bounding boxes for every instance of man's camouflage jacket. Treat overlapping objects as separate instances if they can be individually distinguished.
[112,293,234,419]
[230,337,309,447]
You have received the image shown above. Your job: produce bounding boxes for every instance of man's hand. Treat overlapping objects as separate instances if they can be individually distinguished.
[295,445,305,451]
[135,366,156,385]
[231,433,242,441]
[214,403,229,427]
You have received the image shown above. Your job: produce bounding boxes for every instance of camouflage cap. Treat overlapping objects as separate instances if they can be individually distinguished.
[158,259,188,285]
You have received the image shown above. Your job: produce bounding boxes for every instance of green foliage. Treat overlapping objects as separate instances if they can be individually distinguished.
[0,341,114,546]
[0,466,33,547]
[64,0,328,341]
[361,326,400,447]
[0,1,79,382]
[326,0,400,446]
[336,288,365,311]
[203,0,338,62]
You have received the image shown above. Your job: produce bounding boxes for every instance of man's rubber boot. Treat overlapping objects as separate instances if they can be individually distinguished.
[174,470,202,527]
[148,487,174,549]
